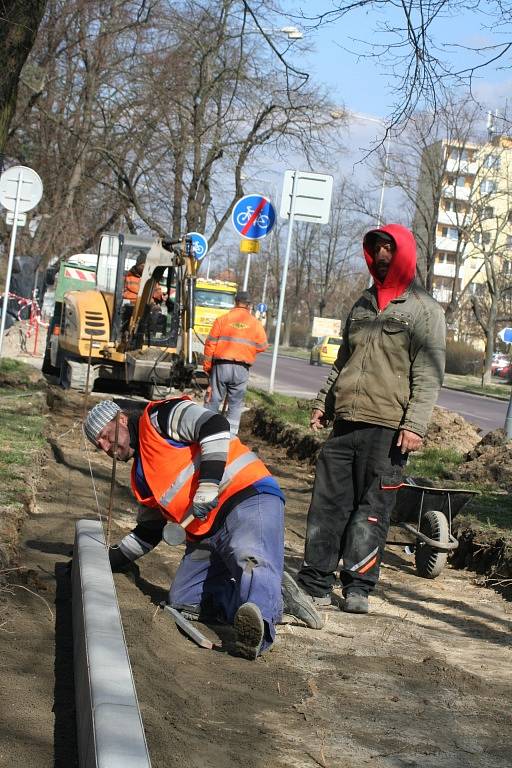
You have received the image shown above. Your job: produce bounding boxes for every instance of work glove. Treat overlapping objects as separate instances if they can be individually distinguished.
[191,482,219,520]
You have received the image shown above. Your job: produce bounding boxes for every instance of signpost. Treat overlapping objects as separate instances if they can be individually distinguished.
[186,231,208,261]
[269,170,333,394]
[311,316,342,338]
[499,327,512,437]
[232,194,276,291]
[0,166,43,357]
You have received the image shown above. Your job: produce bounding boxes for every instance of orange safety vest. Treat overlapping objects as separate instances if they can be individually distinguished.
[130,399,271,536]
[123,271,141,302]
[203,307,268,373]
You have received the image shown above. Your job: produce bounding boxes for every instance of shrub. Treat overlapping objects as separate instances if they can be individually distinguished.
[445,340,483,375]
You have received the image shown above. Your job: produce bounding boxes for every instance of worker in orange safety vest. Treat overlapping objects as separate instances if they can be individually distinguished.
[123,251,163,304]
[203,291,268,435]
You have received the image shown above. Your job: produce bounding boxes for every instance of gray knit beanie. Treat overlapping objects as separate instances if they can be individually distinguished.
[83,400,121,446]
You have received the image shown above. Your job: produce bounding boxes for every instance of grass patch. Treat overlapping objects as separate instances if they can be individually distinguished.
[407,448,465,478]
[443,373,511,400]
[0,360,47,506]
[246,388,313,428]
[458,491,512,534]
[266,345,310,360]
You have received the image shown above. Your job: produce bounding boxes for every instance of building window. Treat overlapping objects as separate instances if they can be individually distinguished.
[507,235,512,248]
[504,260,512,275]
[456,176,466,187]
[483,206,494,219]
[482,231,491,245]
[449,148,470,162]
[480,180,497,195]
[483,154,500,170]
[441,226,459,239]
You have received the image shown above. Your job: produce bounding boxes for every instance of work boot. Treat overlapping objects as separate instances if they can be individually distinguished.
[281,571,325,630]
[234,602,265,660]
[108,545,134,573]
[343,592,369,614]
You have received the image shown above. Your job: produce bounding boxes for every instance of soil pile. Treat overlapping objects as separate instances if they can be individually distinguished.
[450,428,512,489]
[423,405,481,453]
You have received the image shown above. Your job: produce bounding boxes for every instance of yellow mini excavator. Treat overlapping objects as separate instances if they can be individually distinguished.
[43,232,204,397]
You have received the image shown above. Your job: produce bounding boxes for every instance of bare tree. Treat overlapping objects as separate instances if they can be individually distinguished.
[0,0,48,156]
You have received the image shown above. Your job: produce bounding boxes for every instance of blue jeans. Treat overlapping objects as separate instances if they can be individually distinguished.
[169,493,284,651]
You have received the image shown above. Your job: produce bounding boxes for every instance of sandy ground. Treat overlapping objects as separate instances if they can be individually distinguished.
[0,387,511,768]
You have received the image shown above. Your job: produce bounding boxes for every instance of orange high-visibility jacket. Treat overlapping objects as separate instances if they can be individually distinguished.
[123,271,141,302]
[203,307,268,373]
[130,399,271,536]
[123,271,163,303]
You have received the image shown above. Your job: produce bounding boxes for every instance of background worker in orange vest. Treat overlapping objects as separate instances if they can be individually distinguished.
[83,398,323,660]
[123,251,163,304]
[203,291,268,435]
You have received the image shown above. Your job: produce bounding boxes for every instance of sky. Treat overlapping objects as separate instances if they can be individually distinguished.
[234,2,512,230]
[284,1,512,127]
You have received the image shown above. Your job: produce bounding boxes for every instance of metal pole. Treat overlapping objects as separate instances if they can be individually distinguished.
[376,133,391,227]
[269,170,298,394]
[0,168,24,358]
[242,253,251,291]
[206,252,211,279]
[505,389,512,439]
[261,260,269,305]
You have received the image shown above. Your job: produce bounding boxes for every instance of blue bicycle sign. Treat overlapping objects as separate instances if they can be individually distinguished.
[186,231,209,261]
[232,195,275,240]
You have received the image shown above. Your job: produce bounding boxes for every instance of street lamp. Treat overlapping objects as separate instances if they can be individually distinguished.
[348,111,391,227]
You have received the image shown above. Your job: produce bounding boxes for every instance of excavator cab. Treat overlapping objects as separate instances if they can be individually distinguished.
[47,232,201,397]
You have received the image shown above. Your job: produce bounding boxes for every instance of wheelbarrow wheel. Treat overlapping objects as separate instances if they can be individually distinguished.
[415,509,449,579]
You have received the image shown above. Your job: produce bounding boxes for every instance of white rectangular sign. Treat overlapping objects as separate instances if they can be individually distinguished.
[311,316,341,338]
[279,170,334,224]
[6,211,26,226]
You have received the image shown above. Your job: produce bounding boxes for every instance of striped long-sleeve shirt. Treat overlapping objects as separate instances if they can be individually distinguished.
[148,398,230,486]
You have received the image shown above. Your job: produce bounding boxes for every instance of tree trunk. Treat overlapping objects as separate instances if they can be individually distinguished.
[482,299,497,386]
[0,0,48,153]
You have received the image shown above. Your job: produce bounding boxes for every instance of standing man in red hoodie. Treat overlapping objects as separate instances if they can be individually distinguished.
[203,291,268,435]
[296,225,446,614]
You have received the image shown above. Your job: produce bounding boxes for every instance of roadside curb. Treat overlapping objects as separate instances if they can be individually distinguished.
[72,519,151,768]
[442,384,510,403]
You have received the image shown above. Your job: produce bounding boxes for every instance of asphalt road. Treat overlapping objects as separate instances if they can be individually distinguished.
[250,352,508,434]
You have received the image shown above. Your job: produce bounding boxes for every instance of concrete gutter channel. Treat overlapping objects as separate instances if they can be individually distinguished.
[72,519,152,767]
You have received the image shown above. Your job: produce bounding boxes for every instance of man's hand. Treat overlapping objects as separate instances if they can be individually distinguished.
[310,409,328,431]
[397,429,423,454]
[192,482,219,520]
[204,385,212,404]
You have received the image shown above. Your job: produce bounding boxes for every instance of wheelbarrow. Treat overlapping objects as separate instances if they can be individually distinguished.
[389,478,480,579]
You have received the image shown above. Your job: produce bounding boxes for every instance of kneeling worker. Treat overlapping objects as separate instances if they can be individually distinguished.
[83,397,323,660]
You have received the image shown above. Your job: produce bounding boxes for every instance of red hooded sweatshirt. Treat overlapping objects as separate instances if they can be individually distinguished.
[363,224,417,311]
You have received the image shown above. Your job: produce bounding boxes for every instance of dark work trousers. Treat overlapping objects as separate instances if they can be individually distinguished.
[298,420,406,598]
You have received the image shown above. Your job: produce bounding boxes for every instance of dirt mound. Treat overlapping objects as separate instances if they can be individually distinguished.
[450,428,512,489]
[423,405,481,453]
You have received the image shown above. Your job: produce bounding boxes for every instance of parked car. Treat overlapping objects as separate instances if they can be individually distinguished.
[497,363,512,380]
[491,353,509,375]
[309,335,343,366]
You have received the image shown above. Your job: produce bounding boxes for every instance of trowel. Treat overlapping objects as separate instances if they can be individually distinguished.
[162,513,194,546]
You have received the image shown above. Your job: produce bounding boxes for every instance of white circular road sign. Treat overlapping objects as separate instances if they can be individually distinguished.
[0,166,43,213]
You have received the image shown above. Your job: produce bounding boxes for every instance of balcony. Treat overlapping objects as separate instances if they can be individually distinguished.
[437,209,468,227]
[442,185,471,201]
[445,158,478,175]
[433,262,464,278]
[436,235,458,252]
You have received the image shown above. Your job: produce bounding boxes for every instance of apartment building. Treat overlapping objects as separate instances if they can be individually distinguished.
[413,135,512,342]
